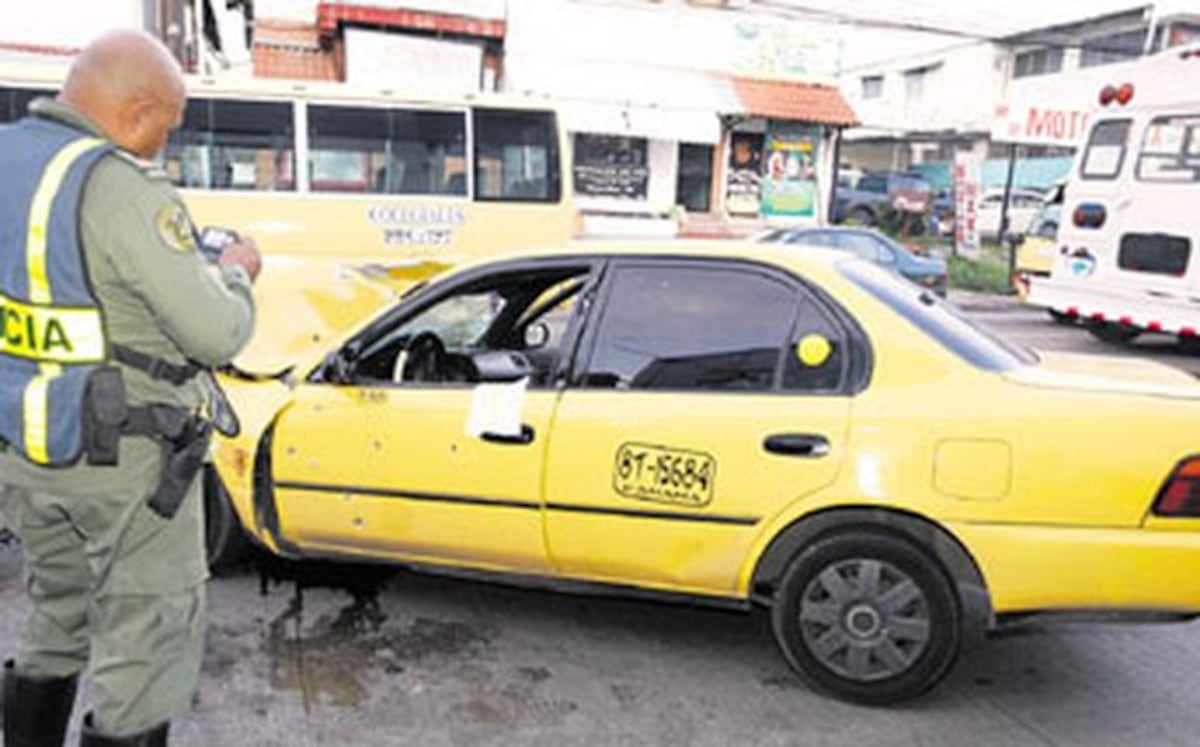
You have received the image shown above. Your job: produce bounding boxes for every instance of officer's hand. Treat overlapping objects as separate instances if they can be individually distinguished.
[219,237,262,283]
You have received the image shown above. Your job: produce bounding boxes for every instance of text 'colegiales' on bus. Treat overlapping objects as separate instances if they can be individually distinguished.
[0,62,578,371]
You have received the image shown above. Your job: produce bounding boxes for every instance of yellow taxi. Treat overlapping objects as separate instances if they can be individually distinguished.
[206,240,1200,704]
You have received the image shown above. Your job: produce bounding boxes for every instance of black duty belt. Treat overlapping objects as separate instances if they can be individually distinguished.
[111,344,203,385]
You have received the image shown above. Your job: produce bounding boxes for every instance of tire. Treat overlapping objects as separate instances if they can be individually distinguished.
[849,208,876,227]
[770,531,961,705]
[204,465,250,574]
[1084,320,1140,344]
[1047,309,1075,325]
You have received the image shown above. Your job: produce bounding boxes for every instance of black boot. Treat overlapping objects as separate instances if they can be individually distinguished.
[78,714,168,746]
[2,658,79,747]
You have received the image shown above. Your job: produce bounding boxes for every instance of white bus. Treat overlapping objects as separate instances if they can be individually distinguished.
[1027,45,1200,349]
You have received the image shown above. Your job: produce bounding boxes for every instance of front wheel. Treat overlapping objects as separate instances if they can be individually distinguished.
[770,531,961,704]
[204,465,250,574]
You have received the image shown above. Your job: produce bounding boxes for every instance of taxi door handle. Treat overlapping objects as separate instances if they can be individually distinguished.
[763,433,829,458]
[480,424,535,446]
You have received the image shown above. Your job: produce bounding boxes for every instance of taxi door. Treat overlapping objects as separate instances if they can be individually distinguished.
[543,259,854,598]
[269,259,601,573]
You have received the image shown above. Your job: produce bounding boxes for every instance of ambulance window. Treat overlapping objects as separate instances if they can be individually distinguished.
[308,106,467,195]
[164,98,295,191]
[473,109,561,203]
[0,86,54,124]
[1136,115,1200,183]
[1080,119,1130,180]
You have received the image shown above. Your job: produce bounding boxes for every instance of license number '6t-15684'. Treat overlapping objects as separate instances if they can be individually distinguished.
[612,442,717,507]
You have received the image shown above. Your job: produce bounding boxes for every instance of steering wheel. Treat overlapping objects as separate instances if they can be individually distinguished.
[401,331,448,382]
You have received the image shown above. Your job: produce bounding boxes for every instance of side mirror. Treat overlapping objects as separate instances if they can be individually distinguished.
[524,322,551,350]
[319,348,356,385]
[470,351,533,383]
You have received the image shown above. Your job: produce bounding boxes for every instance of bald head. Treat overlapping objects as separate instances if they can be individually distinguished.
[60,29,185,158]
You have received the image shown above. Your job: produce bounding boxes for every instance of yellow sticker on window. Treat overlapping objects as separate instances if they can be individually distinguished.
[155,203,197,254]
[796,334,833,367]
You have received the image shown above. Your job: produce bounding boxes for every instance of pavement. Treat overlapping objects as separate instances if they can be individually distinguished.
[947,288,1023,312]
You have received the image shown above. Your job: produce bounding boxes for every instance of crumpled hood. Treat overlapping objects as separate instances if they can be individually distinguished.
[1003,350,1200,399]
[231,258,447,376]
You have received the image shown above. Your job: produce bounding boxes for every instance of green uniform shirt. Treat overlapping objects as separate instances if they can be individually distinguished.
[0,98,256,490]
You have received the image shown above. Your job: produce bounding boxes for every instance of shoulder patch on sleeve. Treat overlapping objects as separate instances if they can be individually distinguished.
[155,203,199,254]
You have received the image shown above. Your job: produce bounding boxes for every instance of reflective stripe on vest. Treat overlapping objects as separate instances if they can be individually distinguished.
[16,136,106,464]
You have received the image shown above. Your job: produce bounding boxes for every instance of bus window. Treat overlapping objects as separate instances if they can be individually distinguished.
[0,86,55,124]
[307,105,466,196]
[1080,119,1131,180]
[1136,114,1200,183]
[165,98,295,191]
[473,109,560,203]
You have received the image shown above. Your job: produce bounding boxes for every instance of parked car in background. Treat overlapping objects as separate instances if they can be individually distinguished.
[760,226,947,297]
[1012,183,1065,309]
[976,187,1046,240]
[833,171,932,233]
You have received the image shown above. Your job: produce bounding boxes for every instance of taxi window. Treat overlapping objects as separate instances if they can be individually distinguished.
[580,263,802,392]
[840,261,1035,371]
[1080,119,1130,180]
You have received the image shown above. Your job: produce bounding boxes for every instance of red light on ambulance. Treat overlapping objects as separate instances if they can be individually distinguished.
[1099,85,1117,106]
[1115,83,1134,105]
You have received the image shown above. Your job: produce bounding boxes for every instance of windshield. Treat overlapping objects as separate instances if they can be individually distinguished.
[839,261,1037,371]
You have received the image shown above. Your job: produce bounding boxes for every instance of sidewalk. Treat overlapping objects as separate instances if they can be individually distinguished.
[947,288,1023,312]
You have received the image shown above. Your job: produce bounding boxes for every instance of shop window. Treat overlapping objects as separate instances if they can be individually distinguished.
[1013,47,1064,78]
[861,75,883,99]
[726,132,763,216]
[164,98,294,191]
[1080,29,1146,67]
[473,108,559,203]
[308,105,466,195]
[676,143,713,212]
[573,133,649,200]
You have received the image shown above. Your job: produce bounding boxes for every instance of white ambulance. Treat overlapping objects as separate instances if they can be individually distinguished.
[1027,45,1200,349]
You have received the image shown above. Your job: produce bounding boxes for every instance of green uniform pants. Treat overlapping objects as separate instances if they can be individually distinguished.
[0,437,208,737]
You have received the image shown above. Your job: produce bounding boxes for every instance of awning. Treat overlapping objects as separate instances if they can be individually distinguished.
[726,77,859,128]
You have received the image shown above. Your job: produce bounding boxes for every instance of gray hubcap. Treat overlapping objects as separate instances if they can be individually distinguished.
[798,558,932,682]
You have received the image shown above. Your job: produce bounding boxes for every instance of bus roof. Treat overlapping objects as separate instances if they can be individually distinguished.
[0,57,561,111]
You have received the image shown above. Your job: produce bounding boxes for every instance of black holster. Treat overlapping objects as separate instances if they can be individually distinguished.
[82,367,129,466]
[143,407,213,520]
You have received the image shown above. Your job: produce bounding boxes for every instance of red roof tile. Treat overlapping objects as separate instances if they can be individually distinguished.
[251,21,340,81]
[730,77,859,127]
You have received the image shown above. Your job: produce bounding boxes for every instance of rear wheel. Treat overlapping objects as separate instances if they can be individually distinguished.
[1085,320,1140,344]
[849,208,876,227]
[204,465,249,574]
[771,531,961,704]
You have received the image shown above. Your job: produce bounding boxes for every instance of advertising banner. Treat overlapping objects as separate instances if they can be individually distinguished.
[953,152,982,257]
[761,123,821,218]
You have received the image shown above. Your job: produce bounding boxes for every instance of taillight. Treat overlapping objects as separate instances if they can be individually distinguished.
[1072,203,1106,229]
[1153,457,1200,517]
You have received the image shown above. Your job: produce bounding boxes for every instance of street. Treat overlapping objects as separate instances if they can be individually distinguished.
[2,293,1199,746]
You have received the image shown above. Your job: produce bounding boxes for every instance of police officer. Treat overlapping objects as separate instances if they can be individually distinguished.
[0,30,259,746]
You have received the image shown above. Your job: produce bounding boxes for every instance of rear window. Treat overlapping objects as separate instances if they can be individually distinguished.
[840,261,1036,371]
[1080,119,1130,180]
[1136,114,1200,183]
[1117,233,1191,276]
